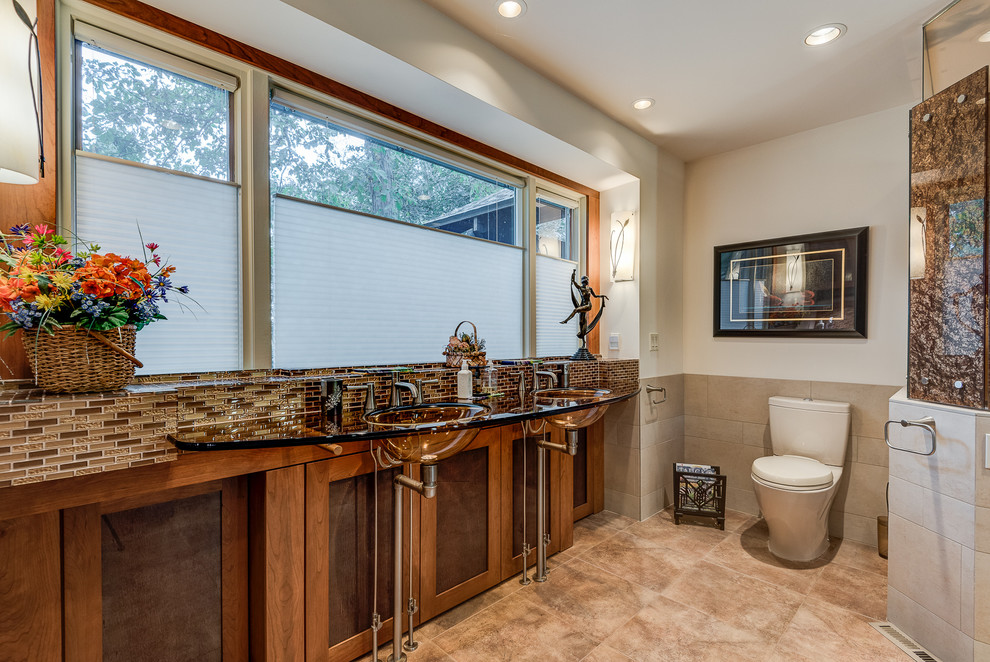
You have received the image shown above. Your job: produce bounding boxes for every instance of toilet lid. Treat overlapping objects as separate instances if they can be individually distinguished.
[752,455,833,488]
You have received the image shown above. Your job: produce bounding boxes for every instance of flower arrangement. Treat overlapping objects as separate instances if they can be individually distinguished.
[0,224,188,336]
[442,321,486,367]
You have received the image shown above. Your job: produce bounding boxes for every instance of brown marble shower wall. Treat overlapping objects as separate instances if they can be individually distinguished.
[909,67,989,409]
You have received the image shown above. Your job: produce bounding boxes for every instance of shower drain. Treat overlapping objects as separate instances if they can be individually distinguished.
[869,622,943,662]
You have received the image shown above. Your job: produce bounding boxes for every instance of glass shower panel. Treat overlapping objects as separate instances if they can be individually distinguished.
[908,67,988,408]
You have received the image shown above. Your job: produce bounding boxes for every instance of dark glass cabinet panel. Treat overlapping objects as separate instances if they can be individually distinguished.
[511,436,551,554]
[435,447,490,594]
[102,492,222,662]
[328,468,397,647]
[909,67,989,408]
[572,428,589,511]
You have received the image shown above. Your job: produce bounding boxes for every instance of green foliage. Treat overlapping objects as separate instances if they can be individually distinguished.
[79,43,230,180]
[269,104,505,226]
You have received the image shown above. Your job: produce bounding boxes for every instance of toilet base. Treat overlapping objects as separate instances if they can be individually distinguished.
[752,475,838,563]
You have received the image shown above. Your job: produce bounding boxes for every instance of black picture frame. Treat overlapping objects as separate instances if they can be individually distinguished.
[713,226,868,338]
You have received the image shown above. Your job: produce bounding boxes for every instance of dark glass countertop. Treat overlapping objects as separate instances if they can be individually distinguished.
[167,381,640,451]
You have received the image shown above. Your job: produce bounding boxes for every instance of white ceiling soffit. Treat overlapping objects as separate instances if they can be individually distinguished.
[139,0,636,191]
[415,0,953,162]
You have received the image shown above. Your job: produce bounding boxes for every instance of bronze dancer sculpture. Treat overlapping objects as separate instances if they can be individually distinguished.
[560,269,607,360]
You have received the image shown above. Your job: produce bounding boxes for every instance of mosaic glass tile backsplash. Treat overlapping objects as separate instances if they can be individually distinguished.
[0,358,637,488]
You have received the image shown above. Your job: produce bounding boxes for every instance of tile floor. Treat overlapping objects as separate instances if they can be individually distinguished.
[362,508,908,662]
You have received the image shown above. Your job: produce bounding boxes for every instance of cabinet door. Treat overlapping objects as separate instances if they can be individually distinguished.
[57,479,249,662]
[306,455,407,662]
[909,67,988,407]
[419,427,501,620]
[498,424,568,580]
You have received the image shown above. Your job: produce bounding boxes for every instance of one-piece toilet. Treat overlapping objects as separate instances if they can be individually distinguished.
[751,396,850,562]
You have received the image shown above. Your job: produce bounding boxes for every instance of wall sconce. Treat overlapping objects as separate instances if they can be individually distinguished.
[910,207,926,280]
[1,0,44,184]
[609,210,636,282]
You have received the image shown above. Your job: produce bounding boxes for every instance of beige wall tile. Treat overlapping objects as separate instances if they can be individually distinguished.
[741,422,771,449]
[812,382,901,439]
[707,376,811,425]
[889,475,924,526]
[642,374,683,421]
[975,640,990,661]
[976,551,990,643]
[831,462,889,520]
[888,587,973,662]
[977,507,990,553]
[604,417,640,449]
[888,514,962,628]
[684,436,766,489]
[639,416,684,449]
[922,490,976,549]
[604,444,641,496]
[605,396,639,431]
[684,416,742,444]
[889,400,976,505]
[641,488,667,520]
[604,489,641,521]
[683,374,707,417]
[726,485,759,515]
[641,438,681,495]
[962,546,975,639]
[828,510,880,547]
[854,435,889,467]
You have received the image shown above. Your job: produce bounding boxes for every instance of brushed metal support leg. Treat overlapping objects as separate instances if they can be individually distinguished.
[535,444,549,582]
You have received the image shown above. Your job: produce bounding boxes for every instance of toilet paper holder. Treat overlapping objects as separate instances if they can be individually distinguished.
[883,416,937,456]
[646,385,666,405]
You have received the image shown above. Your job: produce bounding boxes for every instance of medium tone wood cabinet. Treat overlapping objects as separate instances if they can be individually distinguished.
[0,419,602,662]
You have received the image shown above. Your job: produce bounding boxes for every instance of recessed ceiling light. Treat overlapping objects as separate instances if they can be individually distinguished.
[979,29,990,43]
[496,0,527,19]
[804,23,846,46]
[632,98,655,111]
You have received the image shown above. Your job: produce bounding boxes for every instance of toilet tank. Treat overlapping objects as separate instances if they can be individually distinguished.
[768,396,851,466]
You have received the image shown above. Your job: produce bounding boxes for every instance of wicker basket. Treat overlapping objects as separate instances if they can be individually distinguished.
[443,320,487,367]
[22,325,139,393]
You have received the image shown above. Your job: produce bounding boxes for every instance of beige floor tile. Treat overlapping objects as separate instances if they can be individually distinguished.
[418,577,525,639]
[807,563,888,620]
[661,560,805,640]
[521,558,660,643]
[567,510,637,556]
[353,639,455,662]
[579,529,700,593]
[579,644,634,661]
[603,595,776,662]
[704,531,827,594]
[769,597,906,661]
[624,512,730,557]
[828,537,888,577]
[432,592,599,662]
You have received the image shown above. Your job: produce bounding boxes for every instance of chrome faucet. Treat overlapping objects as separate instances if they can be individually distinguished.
[534,370,558,394]
[561,362,571,387]
[414,378,439,404]
[391,379,419,407]
[347,382,377,413]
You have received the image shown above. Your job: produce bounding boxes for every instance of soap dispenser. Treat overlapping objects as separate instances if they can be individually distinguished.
[457,360,473,400]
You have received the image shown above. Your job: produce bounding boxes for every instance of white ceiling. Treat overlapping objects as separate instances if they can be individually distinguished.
[417,0,954,162]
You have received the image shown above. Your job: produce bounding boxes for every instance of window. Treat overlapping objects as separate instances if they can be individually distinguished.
[63,16,591,374]
[72,25,241,374]
[535,193,581,357]
[269,91,525,367]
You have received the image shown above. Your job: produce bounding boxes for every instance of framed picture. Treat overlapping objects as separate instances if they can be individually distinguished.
[713,226,868,338]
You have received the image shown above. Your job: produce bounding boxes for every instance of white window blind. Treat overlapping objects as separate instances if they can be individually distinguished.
[535,255,579,357]
[74,154,241,374]
[271,196,523,368]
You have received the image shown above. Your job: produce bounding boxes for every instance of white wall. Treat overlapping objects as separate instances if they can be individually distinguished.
[142,0,684,377]
[683,105,910,386]
[600,181,640,361]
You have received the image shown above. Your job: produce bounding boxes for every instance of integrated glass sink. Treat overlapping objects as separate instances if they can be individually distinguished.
[533,387,613,429]
[362,402,491,464]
